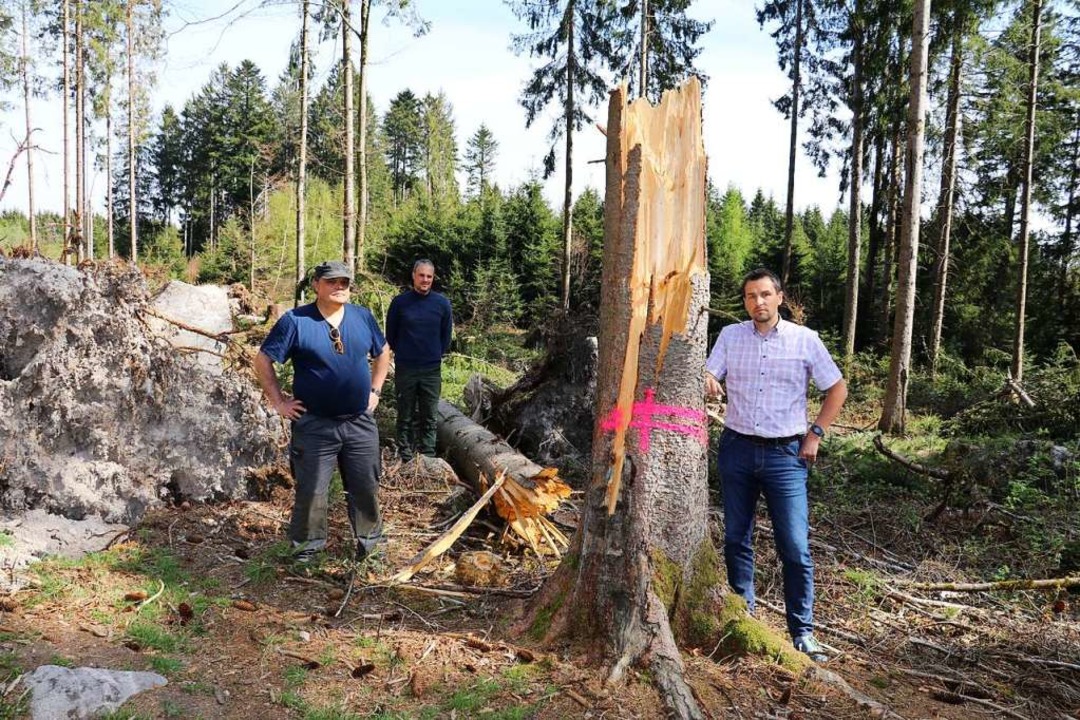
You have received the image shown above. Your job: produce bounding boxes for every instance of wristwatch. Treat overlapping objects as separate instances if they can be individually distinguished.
[809,423,825,438]
[371,387,382,397]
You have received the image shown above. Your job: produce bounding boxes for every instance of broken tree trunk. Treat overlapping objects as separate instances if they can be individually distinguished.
[436,400,571,556]
[515,79,802,720]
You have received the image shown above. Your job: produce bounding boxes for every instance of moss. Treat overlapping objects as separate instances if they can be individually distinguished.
[676,541,725,647]
[717,594,809,672]
[650,549,682,611]
[527,590,565,642]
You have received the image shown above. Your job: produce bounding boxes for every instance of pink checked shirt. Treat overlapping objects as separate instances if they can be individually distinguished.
[705,318,843,439]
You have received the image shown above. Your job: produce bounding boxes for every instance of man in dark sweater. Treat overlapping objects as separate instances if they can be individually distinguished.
[385,259,454,460]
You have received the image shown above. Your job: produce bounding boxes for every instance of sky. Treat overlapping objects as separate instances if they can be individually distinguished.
[1,0,847,219]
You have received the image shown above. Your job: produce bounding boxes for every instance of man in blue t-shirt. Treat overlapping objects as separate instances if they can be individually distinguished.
[254,260,390,563]
[385,259,453,460]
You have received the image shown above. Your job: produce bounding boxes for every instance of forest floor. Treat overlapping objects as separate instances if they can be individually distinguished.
[2,434,1079,720]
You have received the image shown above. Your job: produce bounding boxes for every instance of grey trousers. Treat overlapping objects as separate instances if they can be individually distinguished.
[288,411,383,553]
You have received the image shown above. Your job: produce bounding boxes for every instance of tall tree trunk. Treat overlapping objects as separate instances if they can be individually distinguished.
[342,0,356,271]
[929,11,964,378]
[519,79,719,720]
[880,114,903,346]
[861,132,885,340]
[20,1,36,251]
[1012,0,1043,384]
[1060,114,1079,309]
[842,4,864,365]
[107,99,114,259]
[296,0,310,307]
[127,0,138,264]
[75,0,85,261]
[879,0,931,434]
[250,159,256,293]
[560,0,575,312]
[62,0,71,262]
[781,0,803,287]
[639,0,648,97]
[357,0,370,274]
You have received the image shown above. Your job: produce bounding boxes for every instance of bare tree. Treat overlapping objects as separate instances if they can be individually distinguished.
[879,0,931,434]
[295,0,311,305]
[19,0,37,250]
[929,7,966,378]
[842,0,865,364]
[341,0,356,270]
[1012,0,1043,384]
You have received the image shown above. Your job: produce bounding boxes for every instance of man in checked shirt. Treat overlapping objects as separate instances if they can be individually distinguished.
[705,267,848,662]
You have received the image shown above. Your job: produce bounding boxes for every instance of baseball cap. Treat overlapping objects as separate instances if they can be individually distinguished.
[313,260,353,281]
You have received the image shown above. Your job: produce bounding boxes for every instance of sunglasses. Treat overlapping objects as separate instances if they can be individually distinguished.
[329,326,344,354]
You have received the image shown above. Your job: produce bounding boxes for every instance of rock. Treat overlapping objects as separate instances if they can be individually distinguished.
[0,259,283,580]
[23,665,167,720]
[148,280,233,375]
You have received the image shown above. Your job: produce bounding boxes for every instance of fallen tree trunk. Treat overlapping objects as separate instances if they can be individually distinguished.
[436,400,571,556]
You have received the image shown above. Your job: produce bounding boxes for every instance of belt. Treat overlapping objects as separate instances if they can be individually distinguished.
[724,428,802,446]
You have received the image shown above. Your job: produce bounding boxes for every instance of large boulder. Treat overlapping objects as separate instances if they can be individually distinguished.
[0,258,283,570]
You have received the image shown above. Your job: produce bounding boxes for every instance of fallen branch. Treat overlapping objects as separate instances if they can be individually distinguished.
[387,472,506,584]
[1003,369,1035,409]
[872,434,951,480]
[891,576,1080,592]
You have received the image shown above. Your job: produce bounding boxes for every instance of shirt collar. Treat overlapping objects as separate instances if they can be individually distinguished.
[750,316,784,338]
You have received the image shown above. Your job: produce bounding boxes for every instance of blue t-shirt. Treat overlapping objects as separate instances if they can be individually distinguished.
[385,290,453,370]
[260,303,387,418]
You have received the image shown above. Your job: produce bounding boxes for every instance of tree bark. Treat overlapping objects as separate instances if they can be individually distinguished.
[879,102,903,348]
[929,11,965,378]
[107,89,114,259]
[879,0,931,434]
[436,400,571,556]
[1060,114,1079,310]
[1012,0,1043,384]
[781,0,803,288]
[127,0,137,264]
[842,3,863,365]
[75,0,85,261]
[518,79,730,720]
[560,0,575,313]
[296,0,310,307]
[357,0,370,274]
[62,0,71,262]
[639,0,648,98]
[20,1,36,251]
[342,0,356,271]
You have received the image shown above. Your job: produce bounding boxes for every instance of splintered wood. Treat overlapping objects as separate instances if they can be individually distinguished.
[435,400,571,557]
[601,78,707,514]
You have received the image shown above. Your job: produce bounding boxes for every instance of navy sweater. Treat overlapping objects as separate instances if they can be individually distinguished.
[385,290,453,370]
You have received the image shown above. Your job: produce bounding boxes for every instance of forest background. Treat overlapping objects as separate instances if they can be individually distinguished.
[0,0,1078,421]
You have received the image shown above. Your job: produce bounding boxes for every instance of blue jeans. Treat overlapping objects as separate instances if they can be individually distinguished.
[717,429,814,639]
[288,412,383,554]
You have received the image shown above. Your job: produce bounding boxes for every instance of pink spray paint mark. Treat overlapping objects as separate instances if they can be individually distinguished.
[600,388,708,453]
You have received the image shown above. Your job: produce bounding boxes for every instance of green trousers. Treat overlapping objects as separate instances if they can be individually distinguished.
[394,365,442,458]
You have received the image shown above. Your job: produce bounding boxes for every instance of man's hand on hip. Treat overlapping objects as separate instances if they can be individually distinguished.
[367,393,380,413]
[274,397,306,421]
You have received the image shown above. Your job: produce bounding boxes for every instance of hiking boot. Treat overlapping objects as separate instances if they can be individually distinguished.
[293,547,319,565]
[793,634,829,663]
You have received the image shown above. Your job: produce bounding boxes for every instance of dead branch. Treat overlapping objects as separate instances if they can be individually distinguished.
[1003,369,1035,408]
[872,434,951,480]
[387,472,506,584]
[0,139,30,205]
[891,576,1080,593]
